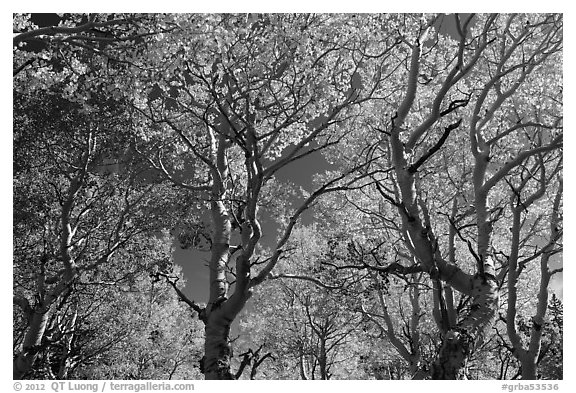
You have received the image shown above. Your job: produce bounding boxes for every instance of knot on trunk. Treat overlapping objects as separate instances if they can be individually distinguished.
[210,296,227,312]
[215,360,235,380]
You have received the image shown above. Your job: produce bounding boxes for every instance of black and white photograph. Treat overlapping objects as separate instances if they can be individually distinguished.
[12,8,564,385]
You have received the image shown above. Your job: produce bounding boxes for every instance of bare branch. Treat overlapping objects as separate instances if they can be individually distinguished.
[268,273,341,290]
[482,134,562,194]
[153,272,206,322]
[251,161,374,287]
[408,119,462,174]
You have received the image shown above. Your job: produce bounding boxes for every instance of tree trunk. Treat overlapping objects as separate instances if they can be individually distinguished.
[318,338,328,380]
[298,349,308,380]
[432,273,499,379]
[13,306,50,379]
[519,353,537,380]
[203,307,235,380]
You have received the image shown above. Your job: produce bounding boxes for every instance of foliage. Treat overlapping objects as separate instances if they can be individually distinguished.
[238,227,367,379]
[13,13,562,380]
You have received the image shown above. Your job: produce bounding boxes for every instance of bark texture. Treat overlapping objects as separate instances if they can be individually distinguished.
[13,306,51,379]
[203,311,235,379]
[432,271,499,379]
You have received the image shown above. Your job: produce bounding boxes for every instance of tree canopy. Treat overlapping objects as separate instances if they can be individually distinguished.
[13,13,562,381]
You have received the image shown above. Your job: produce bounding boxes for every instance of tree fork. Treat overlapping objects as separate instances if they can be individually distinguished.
[433,268,499,379]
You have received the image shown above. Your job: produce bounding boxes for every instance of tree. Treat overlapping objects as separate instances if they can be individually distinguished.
[13,13,165,79]
[128,13,400,379]
[14,238,204,380]
[12,77,185,378]
[308,212,443,379]
[503,174,562,379]
[13,13,562,380]
[356,13,561,379]
[72,263,204,380]
[536,295,563,379]
[309,13,562,379]
[238,226,364,379]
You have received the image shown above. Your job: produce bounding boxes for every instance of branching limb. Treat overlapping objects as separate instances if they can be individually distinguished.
[251,160,376,287]
[408,119,462,174]
[153,272,206,323]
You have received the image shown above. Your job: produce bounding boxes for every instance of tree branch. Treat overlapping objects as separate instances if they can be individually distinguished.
[408,119,462,174]
[153,272,206,323]
[14,17,139,45]
[267,273,341,290]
